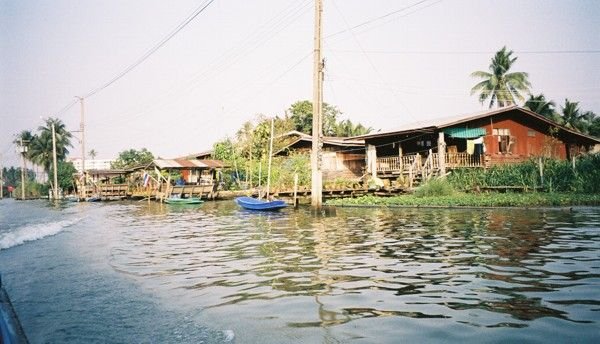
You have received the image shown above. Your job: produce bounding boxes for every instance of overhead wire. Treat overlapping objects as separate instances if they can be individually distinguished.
[331,0,420,121]
[329,49,600,55]
[90,0,312,133]
[325,0,433,39]
[82,0,216,99]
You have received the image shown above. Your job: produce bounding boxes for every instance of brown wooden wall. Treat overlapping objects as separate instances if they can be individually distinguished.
[470,113,567,163]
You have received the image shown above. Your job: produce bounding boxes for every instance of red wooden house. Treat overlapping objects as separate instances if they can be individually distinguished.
[354,106,600,184]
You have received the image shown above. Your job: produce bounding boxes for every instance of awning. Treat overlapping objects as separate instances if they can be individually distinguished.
[443,127,486,139]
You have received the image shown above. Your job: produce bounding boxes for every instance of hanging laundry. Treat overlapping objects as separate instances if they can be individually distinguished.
[467,140,475,154]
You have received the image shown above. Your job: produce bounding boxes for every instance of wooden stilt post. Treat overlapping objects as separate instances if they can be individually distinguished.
[293,173,299,208]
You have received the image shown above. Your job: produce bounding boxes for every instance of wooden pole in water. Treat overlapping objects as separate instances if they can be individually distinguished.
[258,161,262,199]
[538,157,544,187]
[266,118,274,200]
[293,173,298,208]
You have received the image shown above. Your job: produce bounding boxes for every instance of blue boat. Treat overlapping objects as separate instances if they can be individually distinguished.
[235,197,287,211]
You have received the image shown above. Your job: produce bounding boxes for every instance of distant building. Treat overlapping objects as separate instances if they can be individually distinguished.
[69,158,114,172]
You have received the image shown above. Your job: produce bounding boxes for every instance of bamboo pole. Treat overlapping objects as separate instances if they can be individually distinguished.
[266,118,274,200]
[293,173,299,208]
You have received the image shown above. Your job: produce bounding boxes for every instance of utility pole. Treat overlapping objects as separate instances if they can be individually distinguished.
[0,153,3,199]
[79,97,85,175]
[19,138,27,200]
[52,122,59,200]
[76,96,86,199]
[311,0,323,209]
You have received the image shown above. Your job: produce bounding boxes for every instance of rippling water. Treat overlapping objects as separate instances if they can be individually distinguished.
[1,199,599,343]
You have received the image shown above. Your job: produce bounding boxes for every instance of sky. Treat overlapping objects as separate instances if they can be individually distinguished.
[1,0,599,168]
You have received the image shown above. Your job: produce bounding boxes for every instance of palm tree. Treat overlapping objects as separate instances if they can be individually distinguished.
[334,119,373,137]
[14,130,34,158]
[560,99,586,132]
[88,149,97,159]
[471,46,531,108]
[524,94,559,122]
[28,118,73,174]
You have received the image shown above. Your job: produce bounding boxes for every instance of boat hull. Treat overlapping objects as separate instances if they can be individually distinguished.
[235,197,287,211]
[165,197,203,205]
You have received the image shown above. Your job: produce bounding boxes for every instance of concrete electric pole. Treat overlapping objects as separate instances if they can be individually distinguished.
[311,0,323,209]
[19,138,27,200]
[52,122,59,200]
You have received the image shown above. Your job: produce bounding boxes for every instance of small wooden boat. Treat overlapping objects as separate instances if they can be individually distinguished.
[235,197,287,211]
[64,194,79,202]
[164,197,203,205]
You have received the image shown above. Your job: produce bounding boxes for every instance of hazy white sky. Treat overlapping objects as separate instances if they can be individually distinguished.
[1,0,599,167]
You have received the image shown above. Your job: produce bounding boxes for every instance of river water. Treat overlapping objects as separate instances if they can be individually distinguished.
[0,199,598,343]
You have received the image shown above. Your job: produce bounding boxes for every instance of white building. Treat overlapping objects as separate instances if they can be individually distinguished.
[69,158,114,172]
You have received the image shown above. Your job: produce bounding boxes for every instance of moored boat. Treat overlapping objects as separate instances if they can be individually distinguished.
[235,196,287,211]
[164,197,203,205]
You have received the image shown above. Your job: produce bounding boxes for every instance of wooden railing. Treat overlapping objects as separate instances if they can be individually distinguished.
[376,152,484,174]
[445,153,483,168]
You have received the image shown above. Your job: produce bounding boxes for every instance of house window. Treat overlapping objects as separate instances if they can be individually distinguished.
[527,130,536,137]
[494,128,512,153]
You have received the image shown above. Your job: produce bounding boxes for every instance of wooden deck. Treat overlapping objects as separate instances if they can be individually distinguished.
[376,152,485,187]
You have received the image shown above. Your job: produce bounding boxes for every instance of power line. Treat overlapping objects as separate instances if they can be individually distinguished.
[329,49,600,55]
[83,0,215,99]
[326,0,434,39]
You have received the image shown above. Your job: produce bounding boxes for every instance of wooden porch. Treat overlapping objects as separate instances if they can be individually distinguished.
[376,152,485,187]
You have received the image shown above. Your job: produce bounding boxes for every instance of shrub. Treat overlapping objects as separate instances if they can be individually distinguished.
[414,178,456,197]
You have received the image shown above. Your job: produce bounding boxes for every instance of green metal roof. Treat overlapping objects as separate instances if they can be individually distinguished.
[443,127,486,139]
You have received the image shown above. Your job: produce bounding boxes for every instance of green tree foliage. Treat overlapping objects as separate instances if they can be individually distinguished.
[287,100,369,136]
[524,94,560,122]
[471,46,531,108]
[57,161,77,192]
[14,130,35,160]
[212,100,371,189]
[560,99,586,132]
[333,119,372,137]
[213,139,237,161]
[111,148,154,169]
[88,149,97,159]
[586,112,600,138]
[27,118,73,174]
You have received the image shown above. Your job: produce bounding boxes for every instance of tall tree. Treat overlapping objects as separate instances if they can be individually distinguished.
[111,148,154,169]
[287,100,342,136]
[524,94,560,122]
[471,46,531,108]
[560,99,586,132]
[334,119,373,137]
[586,112,600,138]
[88,149,97,159]
[27,118,72,174]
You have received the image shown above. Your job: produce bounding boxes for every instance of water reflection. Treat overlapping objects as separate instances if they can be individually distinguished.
[107,202,599,339]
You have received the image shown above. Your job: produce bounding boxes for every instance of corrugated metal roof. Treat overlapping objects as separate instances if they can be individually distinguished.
[153,159,222,169]
[352,106,600,144]
[354,105,520,139]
